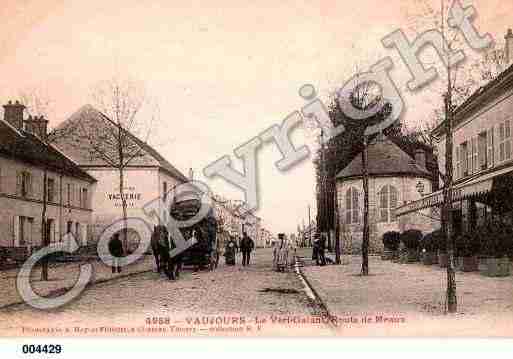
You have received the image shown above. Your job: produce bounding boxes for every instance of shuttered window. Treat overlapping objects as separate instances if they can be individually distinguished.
[345,187,359,224]
[499,120,512,163]
[487,127,494,169]
[378,185,399,223]
[471,137,478,174]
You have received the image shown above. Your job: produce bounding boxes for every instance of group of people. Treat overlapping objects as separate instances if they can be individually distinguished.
[224,231,255,267]
[272,233,296,272]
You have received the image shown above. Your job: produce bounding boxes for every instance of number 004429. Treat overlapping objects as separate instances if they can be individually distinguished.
[22,344,62,354]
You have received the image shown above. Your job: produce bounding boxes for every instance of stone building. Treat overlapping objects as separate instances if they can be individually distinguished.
[52,105,188,247]
[336,134,440,254]
[0,101,96,261]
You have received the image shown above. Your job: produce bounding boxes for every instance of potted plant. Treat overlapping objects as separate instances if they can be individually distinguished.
[481,221,512,277]
[399,229,422,263]
[421,231,439,265]
[382,231,400,260]
[455,232,479,272]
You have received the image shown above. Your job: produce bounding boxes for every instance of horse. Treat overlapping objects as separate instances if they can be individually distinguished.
[151,225,181,280]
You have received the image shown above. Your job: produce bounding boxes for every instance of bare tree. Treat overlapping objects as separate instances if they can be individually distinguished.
[70,76,156,251]
[18,88,66,281]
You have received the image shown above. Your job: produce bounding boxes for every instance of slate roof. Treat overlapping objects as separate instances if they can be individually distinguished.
[54,105,188,182]
[336,135,431,180]
[0,119,96,182]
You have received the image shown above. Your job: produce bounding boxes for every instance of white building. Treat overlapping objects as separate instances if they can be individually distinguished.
[53,105,188,246]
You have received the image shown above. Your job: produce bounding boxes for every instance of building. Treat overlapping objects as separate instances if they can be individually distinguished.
[52,105,188,246]
[336,134,439,253]
[0,101,96,261]
[395,30,513,236]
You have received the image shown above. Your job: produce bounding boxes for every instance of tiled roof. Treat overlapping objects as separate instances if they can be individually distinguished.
[54,105,188,182]
[336,135,431,180]
[0,119,96,182]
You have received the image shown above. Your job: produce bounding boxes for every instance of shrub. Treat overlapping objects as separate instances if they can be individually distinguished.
[400,229,423,250]
[479,220,513,258]
[382,231,400,251]
[455,232,479,257]
[421,231,439,253]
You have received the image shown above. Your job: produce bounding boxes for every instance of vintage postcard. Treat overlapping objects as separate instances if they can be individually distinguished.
[1,0,513,352]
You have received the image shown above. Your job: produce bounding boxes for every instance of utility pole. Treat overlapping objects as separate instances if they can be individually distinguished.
[441,0,457,313]
[361,136,370,276]
[334,187,341,264]
[320,128,332,252]
[308,204,312,247]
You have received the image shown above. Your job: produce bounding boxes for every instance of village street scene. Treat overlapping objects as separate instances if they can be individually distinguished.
[1,0,513,341]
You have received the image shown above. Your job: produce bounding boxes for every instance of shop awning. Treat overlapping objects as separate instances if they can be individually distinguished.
[395,166,513,217]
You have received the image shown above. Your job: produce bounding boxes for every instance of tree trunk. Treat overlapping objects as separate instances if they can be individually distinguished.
[444,94,457,313]
[119,168,128,253]
[361,137,369,276]
[334,186,341,264]
[41,168,49,281]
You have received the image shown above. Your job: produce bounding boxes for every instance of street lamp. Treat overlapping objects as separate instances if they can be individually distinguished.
[416,181,425,197]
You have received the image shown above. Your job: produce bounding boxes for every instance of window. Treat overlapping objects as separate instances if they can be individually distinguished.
[67,183,74,206]
[378,185,398,223]
[67,221,73,234]
[471,137,478,174]
[13,216,33,246]
[80,188,88,208]
[460,142,469,177]
[46,219,55,243]
[499,120,512,163]
[345,187,359,224]
[17,171,32,197]
[47,178,55,203]
[487,127,494,169]
[163,181,168,203]
[478,132,487,170]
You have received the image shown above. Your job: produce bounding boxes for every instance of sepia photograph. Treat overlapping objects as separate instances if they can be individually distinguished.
[1,0,513,355]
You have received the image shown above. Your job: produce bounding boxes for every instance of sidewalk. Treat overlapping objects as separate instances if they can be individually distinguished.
[301,255,513,336]
[0,255,154,309]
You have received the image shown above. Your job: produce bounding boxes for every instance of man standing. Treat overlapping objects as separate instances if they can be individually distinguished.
[316,233,327,266]
[108,232,124,273]
[240,231,255,267]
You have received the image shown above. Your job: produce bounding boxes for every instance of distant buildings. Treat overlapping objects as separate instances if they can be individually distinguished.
[212,196,272,248]
[0,101,96,262]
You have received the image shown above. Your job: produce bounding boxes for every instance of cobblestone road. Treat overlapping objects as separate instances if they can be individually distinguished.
[0,249,333,337]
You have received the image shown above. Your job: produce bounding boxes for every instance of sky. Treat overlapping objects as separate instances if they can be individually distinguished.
[1,0,512,235]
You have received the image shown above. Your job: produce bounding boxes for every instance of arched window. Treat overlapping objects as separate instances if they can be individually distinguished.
[378,185,398,223]
[345,187,359,224]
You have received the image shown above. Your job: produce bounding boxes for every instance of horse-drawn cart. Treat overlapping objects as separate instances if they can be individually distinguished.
[169,198,219,271]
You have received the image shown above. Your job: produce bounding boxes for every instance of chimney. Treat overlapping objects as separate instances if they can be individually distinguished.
[505,28,513,65]
[415,148,426,169]
[25,115,49,139]
[3,100,25,130]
